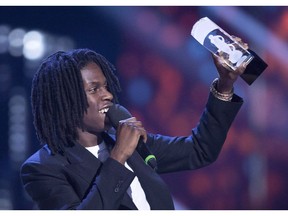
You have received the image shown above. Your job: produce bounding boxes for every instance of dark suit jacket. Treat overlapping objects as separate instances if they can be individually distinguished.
[20,93,243,210]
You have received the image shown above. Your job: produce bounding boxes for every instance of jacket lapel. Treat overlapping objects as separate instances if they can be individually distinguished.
[64,142,102,185]
[63,135,138,210]
[101,132,138,210]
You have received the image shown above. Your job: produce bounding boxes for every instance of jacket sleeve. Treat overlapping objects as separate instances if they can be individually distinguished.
[21,157,135,210]
[148,92,243,173]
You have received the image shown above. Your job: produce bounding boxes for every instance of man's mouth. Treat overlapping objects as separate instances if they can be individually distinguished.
[99,107,109,114]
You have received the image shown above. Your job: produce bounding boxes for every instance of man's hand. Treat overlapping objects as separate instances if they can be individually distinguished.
[110,117,147,165]
[212,36,248,93]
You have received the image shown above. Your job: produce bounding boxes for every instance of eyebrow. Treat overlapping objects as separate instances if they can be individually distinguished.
[86,80,107,87]
[86,81,99,86]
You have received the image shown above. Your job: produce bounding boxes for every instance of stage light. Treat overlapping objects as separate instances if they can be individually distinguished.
[8,91,28,164]
[127,77,153,106]
[23,30,45,60]
[8,28,26,57]
[0,25,10,54]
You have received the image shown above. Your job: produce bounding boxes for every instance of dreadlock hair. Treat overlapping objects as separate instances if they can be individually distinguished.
[31,48,121,155]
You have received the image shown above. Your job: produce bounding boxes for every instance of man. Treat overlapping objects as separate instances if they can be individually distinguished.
[21,44,246,209]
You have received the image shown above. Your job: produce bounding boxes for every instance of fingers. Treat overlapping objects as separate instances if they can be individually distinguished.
[118,117,147,142]
[212,53,233,72]
[111,117,147,164]
[235,62,247,75]
[231,35,249,50]
[211,35,249,85]
[119,117,144,130]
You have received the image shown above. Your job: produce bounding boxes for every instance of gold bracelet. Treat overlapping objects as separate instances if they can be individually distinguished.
[210,78,233,102]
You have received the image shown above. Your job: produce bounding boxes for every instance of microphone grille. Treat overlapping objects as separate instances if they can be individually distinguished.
[107,104,132,128]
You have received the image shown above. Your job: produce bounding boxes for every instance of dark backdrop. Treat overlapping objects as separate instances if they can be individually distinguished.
[0,6,288,210]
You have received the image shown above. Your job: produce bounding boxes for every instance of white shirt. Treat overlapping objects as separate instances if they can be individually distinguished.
[86,142,150,210]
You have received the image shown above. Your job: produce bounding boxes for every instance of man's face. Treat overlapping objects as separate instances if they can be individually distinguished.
[80,62,113,134]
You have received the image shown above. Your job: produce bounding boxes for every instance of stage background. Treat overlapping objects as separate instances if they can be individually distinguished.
[0,6,288,210]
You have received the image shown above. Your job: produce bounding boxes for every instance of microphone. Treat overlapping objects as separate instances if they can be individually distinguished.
[107,104,157,170]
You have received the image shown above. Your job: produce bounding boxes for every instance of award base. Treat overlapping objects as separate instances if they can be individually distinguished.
[240,49,268,85]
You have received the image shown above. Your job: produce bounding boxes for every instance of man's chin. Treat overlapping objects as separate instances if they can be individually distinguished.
[104,124,113,132]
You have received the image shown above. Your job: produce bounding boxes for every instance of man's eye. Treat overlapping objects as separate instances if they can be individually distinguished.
[88,87,97,93]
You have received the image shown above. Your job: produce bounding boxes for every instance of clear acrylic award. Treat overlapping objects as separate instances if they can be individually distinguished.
[191,17,268,85]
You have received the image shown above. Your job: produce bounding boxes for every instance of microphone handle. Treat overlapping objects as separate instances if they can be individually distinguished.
[137,137,157,171]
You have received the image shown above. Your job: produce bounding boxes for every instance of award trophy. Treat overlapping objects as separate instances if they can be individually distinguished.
[191,17,268,85]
